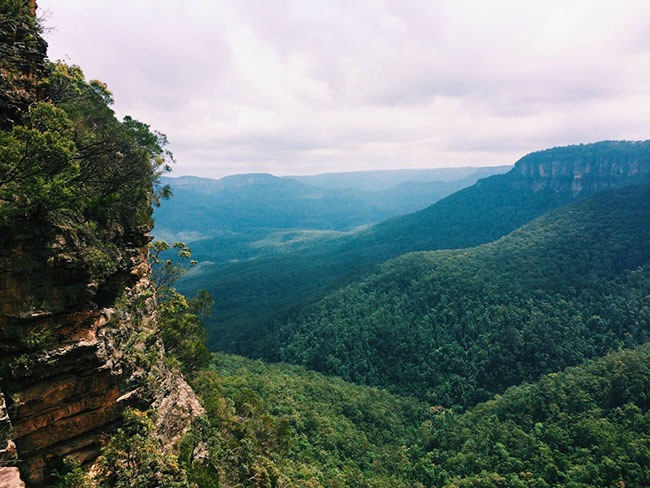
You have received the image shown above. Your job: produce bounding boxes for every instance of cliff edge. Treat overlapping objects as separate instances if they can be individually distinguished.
[0,221,203,486]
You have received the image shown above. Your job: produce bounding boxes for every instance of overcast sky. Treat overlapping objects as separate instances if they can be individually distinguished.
[38,0,650,178]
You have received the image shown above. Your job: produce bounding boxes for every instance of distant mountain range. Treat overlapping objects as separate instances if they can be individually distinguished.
[153,165,510,243]
[176,140,650,353]
[285,166,508,191]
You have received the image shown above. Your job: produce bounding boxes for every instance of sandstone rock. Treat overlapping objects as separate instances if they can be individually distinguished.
[0,467,25,488]
[0,220,202,486]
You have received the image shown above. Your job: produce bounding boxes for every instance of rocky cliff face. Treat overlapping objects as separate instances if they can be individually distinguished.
[510,141,650,195]
[0,221,202,486]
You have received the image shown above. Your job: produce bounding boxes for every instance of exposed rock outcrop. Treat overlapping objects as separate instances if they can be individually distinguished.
[0,221,202,486]
[511,140,650,195]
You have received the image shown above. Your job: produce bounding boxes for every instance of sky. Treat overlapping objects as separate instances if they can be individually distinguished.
[38,0,650,178]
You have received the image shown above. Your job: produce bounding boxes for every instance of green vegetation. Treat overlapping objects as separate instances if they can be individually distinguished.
[0,2,172,256]
[150,240,212,378]
[148,242,426,487]
[415,344,650,487]
[251,182,650,405]
[95,409,190,488]
[187,353,427,488]
[195,346,650,487]
[0,61,172,230]
[55,344,650,488]
[180,141,650,354]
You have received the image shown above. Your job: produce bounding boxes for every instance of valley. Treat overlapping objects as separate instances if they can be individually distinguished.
[3,2,650,486]
[171,141,650,355]
[150,139,650,487]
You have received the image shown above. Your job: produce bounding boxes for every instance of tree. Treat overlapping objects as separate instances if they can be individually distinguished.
[95,408,190,488]
[150,241,212,377]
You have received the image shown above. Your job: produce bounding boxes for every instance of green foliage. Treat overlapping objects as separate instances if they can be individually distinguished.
[150,241,212,378]
[252,182,650,405]
[0,51,173,231]
[95,408,191,488]
[150,241,196,293]
[414,344,650,487]
[181,141,650,354]
[0,102,78,216]
[187,345,650,487]
[21,325,53,350]
[52,457,94,488]
[0,0,47,129]
[188,354,429,488]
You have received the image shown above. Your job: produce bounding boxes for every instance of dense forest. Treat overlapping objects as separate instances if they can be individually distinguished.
[248,181,650,405]
[415,344,650,487]
[175,345,650,487]
[5,2,650,487]
[104,342,648,488]
[179,141,650,354]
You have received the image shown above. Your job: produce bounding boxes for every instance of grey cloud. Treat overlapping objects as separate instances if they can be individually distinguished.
[38,0,650,178]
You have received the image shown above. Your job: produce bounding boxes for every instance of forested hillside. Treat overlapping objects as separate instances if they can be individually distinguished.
[249,181,650,405]
[189,353,428,487]
[180,141,650,352]
[415,344,650,487]
[185,344,650,487]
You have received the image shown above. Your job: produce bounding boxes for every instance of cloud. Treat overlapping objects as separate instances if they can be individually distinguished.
[38,0,650,177]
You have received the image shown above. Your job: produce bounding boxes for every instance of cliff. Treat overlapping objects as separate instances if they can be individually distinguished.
[0,221,202,486]
[0,2,204,485]
[510,140,650,195]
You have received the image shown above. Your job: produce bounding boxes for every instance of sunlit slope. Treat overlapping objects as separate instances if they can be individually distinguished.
[254,181,650,405]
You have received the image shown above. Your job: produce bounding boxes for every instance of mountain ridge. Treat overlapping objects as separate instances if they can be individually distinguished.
[284,165,511,191]
[181,140,650,355]
[153,165,510,241]
[252,180,650,404]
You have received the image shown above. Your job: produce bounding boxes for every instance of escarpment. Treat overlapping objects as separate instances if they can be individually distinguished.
[510,140,650,195]
[0,2,203,485]
[0,221,202,486]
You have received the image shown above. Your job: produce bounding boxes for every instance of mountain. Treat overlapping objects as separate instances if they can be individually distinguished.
[361,139,650,254]
[285,166,510,191]
[179,140,650,351]
[251,180,650,405]
[154,173,375,240]
[153,167,509,244]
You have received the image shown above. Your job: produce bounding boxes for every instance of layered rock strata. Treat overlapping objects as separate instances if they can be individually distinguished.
[511,141,650,195]
[0,222,202,486]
